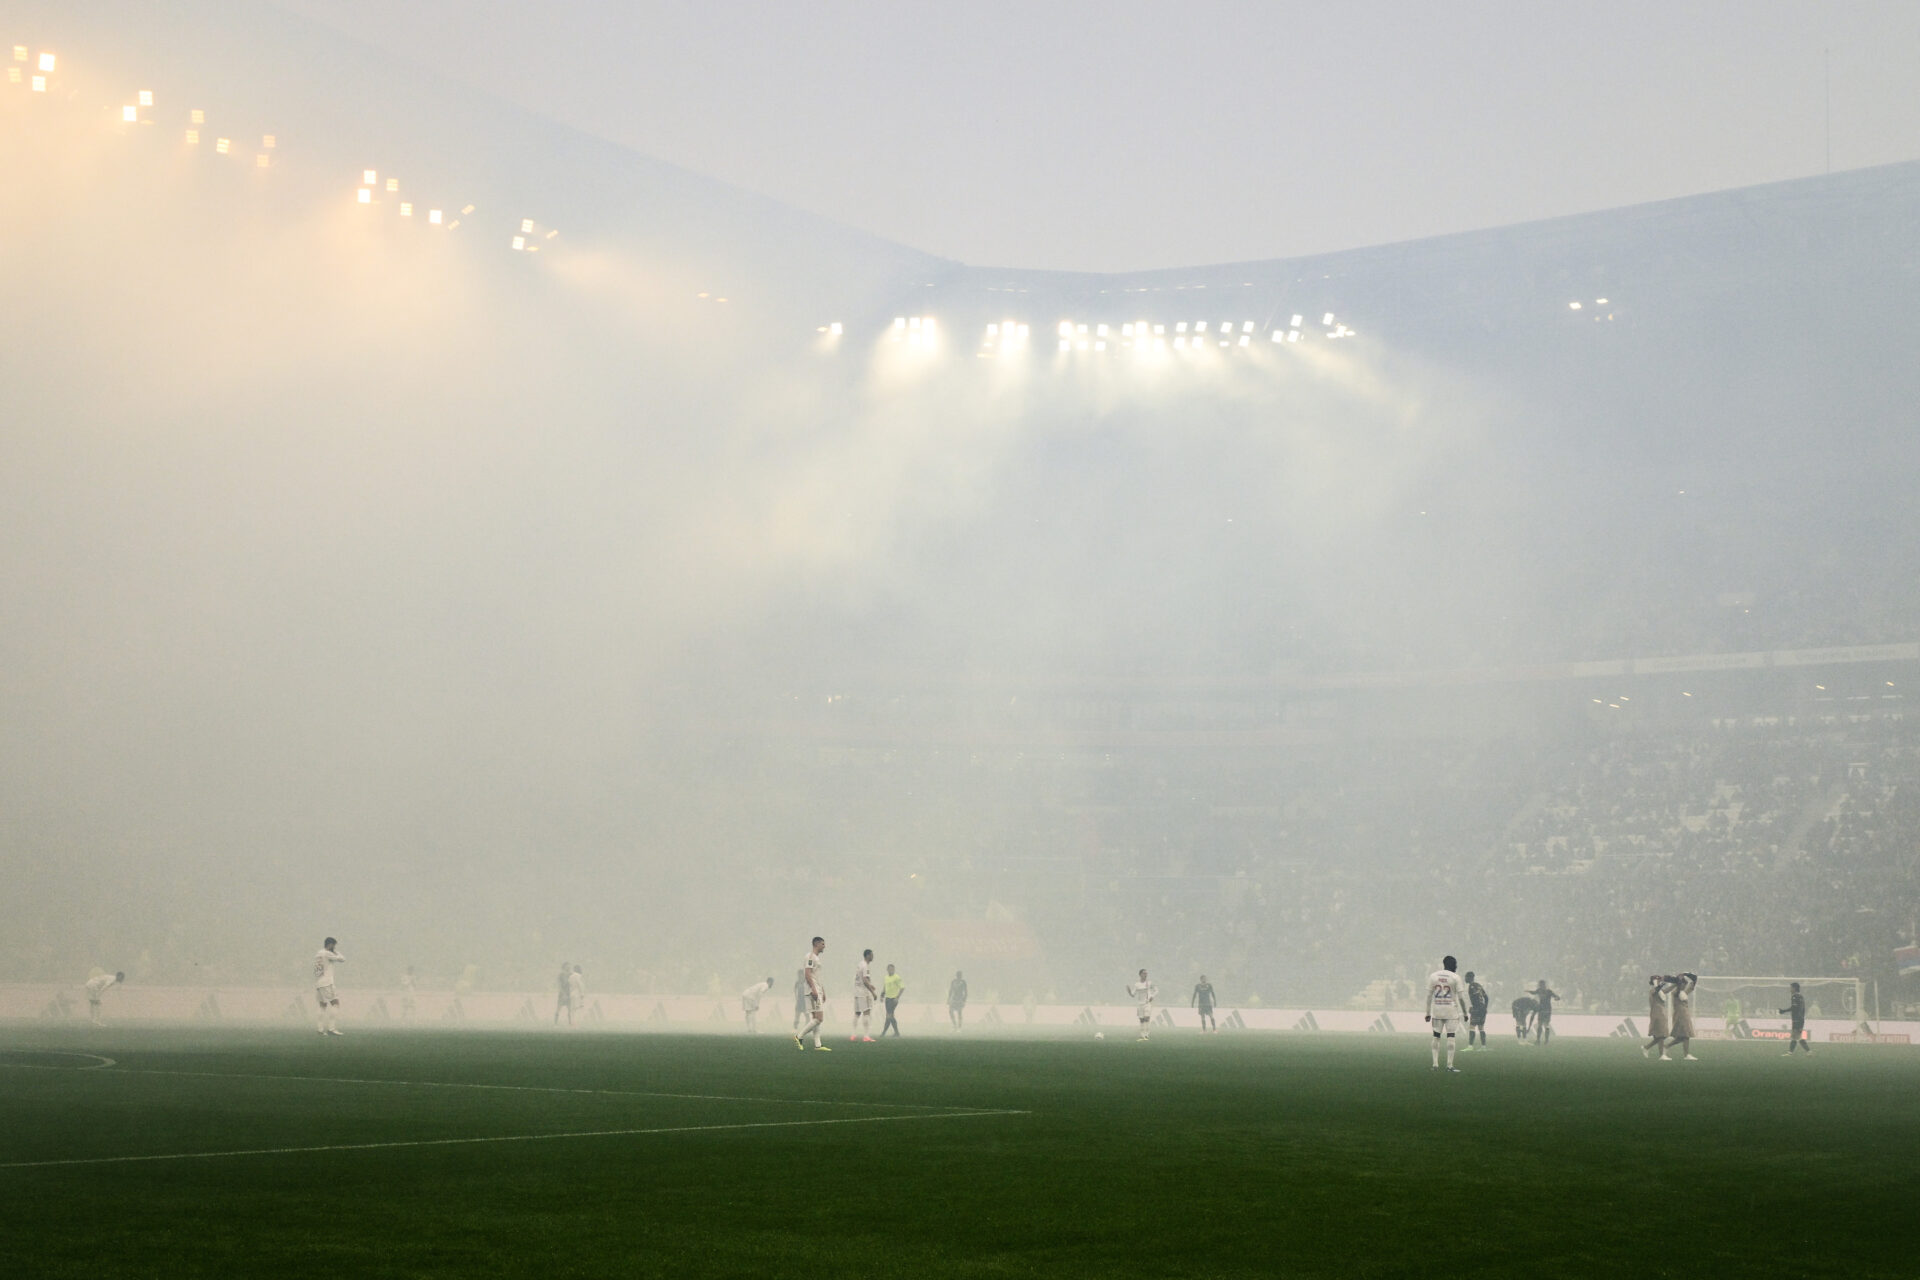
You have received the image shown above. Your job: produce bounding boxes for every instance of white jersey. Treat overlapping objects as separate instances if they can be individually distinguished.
[854,961,874,997]
[1128,981,1157,1012]
[85,973,118,999]
[1426,970,1465,1022]
[741,980,770,1011]
[314,948,344,989]
[803,950,825,1000]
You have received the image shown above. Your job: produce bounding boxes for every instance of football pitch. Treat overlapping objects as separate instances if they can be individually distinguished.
[1,1026,1913,1278]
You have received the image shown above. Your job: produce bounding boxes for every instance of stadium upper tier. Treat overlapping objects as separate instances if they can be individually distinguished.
[7,0,1918,683]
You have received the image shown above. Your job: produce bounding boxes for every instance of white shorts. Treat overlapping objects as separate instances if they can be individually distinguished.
[315,984,337,1006]
[1431,1016,1460,1035]
[853,994,873,1014]
[1137,1008,1153,1023]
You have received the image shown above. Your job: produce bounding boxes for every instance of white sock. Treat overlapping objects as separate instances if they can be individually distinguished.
[1447,1038,1456,1068]
[1431,1039,1440,1066]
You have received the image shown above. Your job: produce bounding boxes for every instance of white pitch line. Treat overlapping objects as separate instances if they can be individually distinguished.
[99,1067,979,1112]
[0,1051,117,1070]
[0,1108,1028,1170]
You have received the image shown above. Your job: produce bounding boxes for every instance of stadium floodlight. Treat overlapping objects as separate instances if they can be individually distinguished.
[1174,336,1186,349]
[1077,323,1088,334]
[545,229,557,239]
[1242,321,1254,333]
[520,218,533,233]
[1238,335,1250,346]
[1121,323,1133,337]
[399,202,412,216]
[830,322,842,336]
[986,323,999,336]
[1153,324,1164,335]
[6,68,18,84]
[1271,330,1284,342]
[363,169,377,184]
[1058,338,1070,352]
[122,105,137,122]
[1176,322,1188,333]
[1017,324,1029,338]
[215,137,231,154]
[1291,314,1303,327]
[386,178,399,192]
[1058,321,1072,336]
[38,52,54,72]
[909,317,922,329]
[138,90,153,107]
[1288,331,1300,342]
[428,209,442,224]
[461,205,475,214]
[263,134,275,148]
[191,109,204,124]
[511,235,526,250]
[357,187,371,203]
[255,153,270,168]
[31,75,44,92]
[446,219,460,229]
[185,129,198,144]
[1322,313,1334,325]
[1096,323,1108,336]
[1596,297,1608,305]
[1196,322,1207,333]
[1569,301,1582,310]
[11,46,25,62]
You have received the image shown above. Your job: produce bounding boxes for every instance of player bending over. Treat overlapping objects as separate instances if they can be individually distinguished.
[1463,971,1489,1050]
[1780,982,1811,1055]
[84,971,125,1026]
[1425,955,1467,1072]
[1192,975,1218,1034]
[1127,969,1157,1041]
[1643,974,1675,1059]
[314,937,346,1035]
[1511,993,1536,1043]
[740,977,774,1033]
[793,937,831,1051]
[850,949,878,1042]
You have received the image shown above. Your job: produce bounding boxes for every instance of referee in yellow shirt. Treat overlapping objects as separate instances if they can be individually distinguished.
[881,965,906,1037]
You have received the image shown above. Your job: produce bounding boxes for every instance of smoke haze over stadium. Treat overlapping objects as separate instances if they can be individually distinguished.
[4,0,1919,1021]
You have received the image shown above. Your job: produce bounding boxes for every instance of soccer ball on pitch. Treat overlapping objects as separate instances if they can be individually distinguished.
[1093,1032,1105,1040]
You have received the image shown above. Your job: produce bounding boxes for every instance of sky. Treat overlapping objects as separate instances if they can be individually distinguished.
[270,0,1920,273]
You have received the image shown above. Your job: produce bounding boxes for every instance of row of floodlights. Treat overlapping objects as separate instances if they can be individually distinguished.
[355,169,475,229]
[889,316,938,348]
[8,45,53,91]
[1568,298,1611,310]
[1048,314,1354,352]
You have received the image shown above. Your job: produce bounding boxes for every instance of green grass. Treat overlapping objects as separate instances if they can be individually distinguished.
[0,1025,1911,1278]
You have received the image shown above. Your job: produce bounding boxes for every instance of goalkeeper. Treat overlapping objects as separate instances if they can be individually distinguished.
[1779,982,1811,1055]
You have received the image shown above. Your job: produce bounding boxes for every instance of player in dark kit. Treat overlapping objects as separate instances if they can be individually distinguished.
[1530,980,1561,1044]
[1780,981,1811,1054]
[1511,993,1536,1042]
[1463,971,1490,1049]
[1191,975,1218,1034]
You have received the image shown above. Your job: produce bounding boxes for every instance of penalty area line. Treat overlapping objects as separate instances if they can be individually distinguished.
[104,1067,982,1112]
[0,1108,1030,1170]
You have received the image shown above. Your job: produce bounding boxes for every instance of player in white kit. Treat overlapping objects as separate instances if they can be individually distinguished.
[314,937,346,1035]
[793,937,831,1051]
[740,977,774,1033]
[1425,955,1467,1071]
[1127,969,1157,1041]
[84,971,125,1026]
[850,949,879,1042]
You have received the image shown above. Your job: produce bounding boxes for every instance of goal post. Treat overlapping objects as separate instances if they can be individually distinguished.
[1692,975,1869,1032]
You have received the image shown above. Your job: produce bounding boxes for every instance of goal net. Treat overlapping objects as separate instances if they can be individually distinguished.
[1692,976,1867,1030]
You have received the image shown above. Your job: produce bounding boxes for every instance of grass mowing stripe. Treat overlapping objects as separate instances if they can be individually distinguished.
[97,1066,987,1111]
[0,1108,1033,1170]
